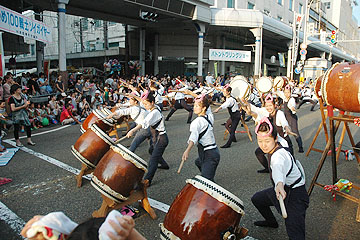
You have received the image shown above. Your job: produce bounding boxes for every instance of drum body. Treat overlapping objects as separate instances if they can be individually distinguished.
[229,79,250,100]
[72,124,115,168]
[322,62,360,113]
[256,77,273,93]
[185,95,194,104]
[81,109,114,133]
[273,76,288,89]
[91,144,148,202]
[160,175,245,240]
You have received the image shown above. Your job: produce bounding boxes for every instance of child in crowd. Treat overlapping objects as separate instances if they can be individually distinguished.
[81,103,91,120]
[27,103,38,130]
[60,103,81,125]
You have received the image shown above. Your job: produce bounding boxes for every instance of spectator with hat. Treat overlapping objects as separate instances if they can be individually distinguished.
[91,90,103,110]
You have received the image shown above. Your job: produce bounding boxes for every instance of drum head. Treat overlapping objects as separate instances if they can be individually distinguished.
[273,76,285,88]
[256,77,273,93]
[231,75,247,83]
[229,79,250,100]
[112,144,148,172]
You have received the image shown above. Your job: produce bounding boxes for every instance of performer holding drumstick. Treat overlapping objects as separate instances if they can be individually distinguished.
[181,94,220,182]
[251,117,308,240]
[242,93,296,173]
[214,84,242,148]
[127,91,169,186]
[105,95,150,153]
[275,85,304,153]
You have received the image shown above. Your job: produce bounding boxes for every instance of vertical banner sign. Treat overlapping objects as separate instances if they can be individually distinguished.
[44,60,50,80]
[0,32,4,77]
[0,5,52,43]
[214,62,218,78]
[278,53,285,67]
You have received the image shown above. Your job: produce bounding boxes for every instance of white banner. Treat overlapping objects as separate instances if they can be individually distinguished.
[209,49,251,62]
[0,5,52,43]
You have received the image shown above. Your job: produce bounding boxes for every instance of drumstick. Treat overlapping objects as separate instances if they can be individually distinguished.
[177,158,186,174]
[279,195,288,219]
[115,136,128,144]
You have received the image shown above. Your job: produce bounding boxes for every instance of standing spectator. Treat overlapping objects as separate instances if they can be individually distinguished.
[27,74,40,96]
[91,90,103,110]
[0,77,4,101]
[205,72,215,86]
[105,74,114,87]
[3,74,13,101]
[55,75,65,95]
[21,73,28,87]
[9,84,35,147]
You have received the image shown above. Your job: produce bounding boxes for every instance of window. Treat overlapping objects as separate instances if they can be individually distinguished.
[289,0,293,10]
[109,42,119,48]
[263,9,270,16]
[299,3,303,14]
[277,16,283,21]
[227,0,234,8]
[81,18,88,31]
[94,19,102,28]
[248,2,255,9]
[30,44,35,55]
[324,2,331,9]
[289,21,293,26]
[278,0,283,5]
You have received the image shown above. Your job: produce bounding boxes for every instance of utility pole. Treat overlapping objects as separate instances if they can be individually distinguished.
[103,21,108,50]
[80,19,84,52]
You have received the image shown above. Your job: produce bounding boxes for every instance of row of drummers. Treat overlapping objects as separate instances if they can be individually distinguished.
[71,104,247,239]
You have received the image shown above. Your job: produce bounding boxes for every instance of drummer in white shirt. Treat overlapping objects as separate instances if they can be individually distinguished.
[242,93,296,173]
[149,79,165,110]
[165,81,193,123]
[106,96,150,153]
[214,84,242,148]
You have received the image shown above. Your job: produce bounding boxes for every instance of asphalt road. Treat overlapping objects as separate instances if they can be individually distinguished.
[1,103,360,240]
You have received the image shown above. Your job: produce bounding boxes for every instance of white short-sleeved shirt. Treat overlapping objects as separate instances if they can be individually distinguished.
[154,85,164,104]
[115,106,147,125]
[271,148,305,189]
[220,96,239,113]
[188,115,216,151]
[142,108,166,134]
[174,86,188,100]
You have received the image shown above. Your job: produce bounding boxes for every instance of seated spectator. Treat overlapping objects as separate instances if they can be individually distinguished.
[91,90,103,110]
[27,103,38,130]
[81,103,91,120]
[60,103,81,125]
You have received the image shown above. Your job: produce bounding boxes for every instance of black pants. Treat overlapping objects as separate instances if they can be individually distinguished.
[144,134,169,182]
[255,136,294,170]
[166,99,193,123]
[195,145,220,182]
[224,111,243,146]
[14,124,31,140]
[297,99,317,111]
[286,114,303,150]
[251,185,309,240]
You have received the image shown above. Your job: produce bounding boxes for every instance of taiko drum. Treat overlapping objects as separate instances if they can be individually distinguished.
[273,76,289,89]
[160,175,245,240]
[80,108,114,133]
[321,62,360,113]
[91,144,148,202]
[72,124,115,168]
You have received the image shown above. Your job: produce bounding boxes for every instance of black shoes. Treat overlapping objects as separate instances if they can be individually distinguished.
[158,163,170,170]
[254,220,279,228]
[220,144,231,148]
[257,168,270,173]
[299,147,304,153]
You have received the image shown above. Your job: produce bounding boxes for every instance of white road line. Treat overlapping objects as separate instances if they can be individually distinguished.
[3,139,91,181]
[0,201,25,239]
[7,125,71,140]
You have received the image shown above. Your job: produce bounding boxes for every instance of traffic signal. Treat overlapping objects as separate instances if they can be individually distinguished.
[140,11,158,22]
[330,30,337,45]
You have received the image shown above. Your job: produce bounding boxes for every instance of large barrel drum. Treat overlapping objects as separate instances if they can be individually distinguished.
[314,75,323,99]
[322,62,360,112]
[160,175,245,240]
[72,124,115,168]
[81,108,114,133]
[91,144,148,202]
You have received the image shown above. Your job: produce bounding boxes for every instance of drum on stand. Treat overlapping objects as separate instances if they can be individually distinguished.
[184,95,194,104]
[81,109,114,133]
[229,79,251,100]
[160,175,245,240]
[273,76,289,90]
[72,124,115,169]
[91,144,148,202]
[256,77,273,94]
[314,75,323,99]
[321,62,360,113]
